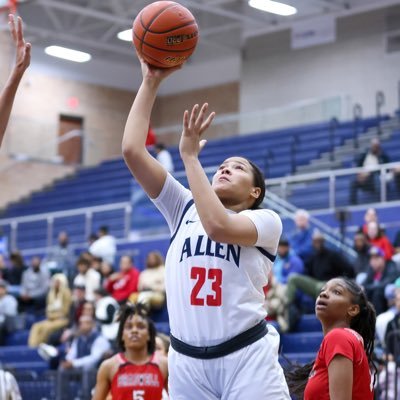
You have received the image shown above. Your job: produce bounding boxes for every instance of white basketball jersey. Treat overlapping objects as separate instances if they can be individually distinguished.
[152,174,282,346]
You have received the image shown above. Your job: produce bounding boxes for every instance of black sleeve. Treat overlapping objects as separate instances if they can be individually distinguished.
[356,152,366,167]
[385,320,396,355]
[96,304,116,324]
[381,152,390,164]
[105,304,116,323]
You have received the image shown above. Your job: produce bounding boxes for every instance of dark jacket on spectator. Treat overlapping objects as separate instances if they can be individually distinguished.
[305,247,355,281]
[385,313,400,363]
[364,261,399,315]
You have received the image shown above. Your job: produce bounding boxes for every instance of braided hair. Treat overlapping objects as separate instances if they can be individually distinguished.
[116,303,156,355]
[285,277,376,399]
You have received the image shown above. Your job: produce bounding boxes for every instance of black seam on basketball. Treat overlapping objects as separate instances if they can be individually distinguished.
[145,20,197,34]
[140,51,169,66]
[141,3,179,52]
[133,31,197,53]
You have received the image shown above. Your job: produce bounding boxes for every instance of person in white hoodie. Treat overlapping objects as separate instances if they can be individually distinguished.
[89,226,116,265]
[94,288,119,342]
[73,256,101,302]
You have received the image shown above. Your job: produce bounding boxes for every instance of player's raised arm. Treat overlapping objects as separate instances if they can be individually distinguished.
[122,55,180,199]
[180,104,272,246]
[0,15,31,147]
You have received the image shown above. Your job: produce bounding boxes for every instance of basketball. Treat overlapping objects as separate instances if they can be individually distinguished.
[132,1,198,68]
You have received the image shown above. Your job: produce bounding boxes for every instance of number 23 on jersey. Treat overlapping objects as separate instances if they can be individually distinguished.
[190,266,222,306]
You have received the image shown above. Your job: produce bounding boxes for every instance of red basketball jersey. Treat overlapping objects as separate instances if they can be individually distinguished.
[111,353,164,400]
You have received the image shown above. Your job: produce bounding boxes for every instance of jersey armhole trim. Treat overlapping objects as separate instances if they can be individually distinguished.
[170,199,194,244]
[256,246,276,262]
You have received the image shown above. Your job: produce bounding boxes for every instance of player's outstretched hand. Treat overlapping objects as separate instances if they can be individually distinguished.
[179,103,215,161]
[137,51,182,85]
[8,15,31,76]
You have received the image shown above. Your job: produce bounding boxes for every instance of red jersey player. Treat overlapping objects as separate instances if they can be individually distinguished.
[287,277,376,400]
[92,304,168,400]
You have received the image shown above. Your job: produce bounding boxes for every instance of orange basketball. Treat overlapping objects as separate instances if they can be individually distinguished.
[133,1,198,68]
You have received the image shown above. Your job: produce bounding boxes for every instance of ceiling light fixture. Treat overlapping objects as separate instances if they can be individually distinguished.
[44,46,91,63]
[117,29,132,42]
[248,0,297,16]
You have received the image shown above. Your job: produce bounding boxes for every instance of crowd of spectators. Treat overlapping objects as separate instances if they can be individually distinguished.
[1,209,400,397]
[265,207,400,360]
[0,225,166,381]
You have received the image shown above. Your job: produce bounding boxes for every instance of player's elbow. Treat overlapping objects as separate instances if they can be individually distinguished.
[122,140,135,159]
[122,141,142,167]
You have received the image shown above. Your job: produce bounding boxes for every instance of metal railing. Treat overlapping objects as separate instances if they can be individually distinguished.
[265,191,356,259]
[0,202,132,251]
[267,161,400,210]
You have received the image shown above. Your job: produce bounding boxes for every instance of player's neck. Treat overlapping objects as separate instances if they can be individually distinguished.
[322,320,349,336]
[124,347,151,364]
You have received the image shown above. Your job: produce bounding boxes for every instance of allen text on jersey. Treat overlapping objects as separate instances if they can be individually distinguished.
[179,235,241,267]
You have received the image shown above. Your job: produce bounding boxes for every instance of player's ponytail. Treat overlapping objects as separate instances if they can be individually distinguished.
[285,361,314,400]
[343,278,377,381]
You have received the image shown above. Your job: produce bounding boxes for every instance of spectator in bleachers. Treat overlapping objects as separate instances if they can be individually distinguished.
[5,251,27,285]
[105,255,140,304]
[100,260,114,287]
[0,15,31,148]
[43,231,76,284]
[136,251,166,310]
[266,239,304,331]
[288,209,313,263]
[375,281,400,346]
[94,288,119,342]
[353,232,371,284]
[285,230,355,331]
[350,138,389,204]
[363,246,399,315]
[146,124,157,148]
[89,226,116,265]
[365,221,394,261]
[91,256,103,274]
[60,315,111,371]
[0,280,18,346]
[379,283,400,400]
[18,256,50,312]
[45,284,87,348]
[73,256,101,302]
[155,143,174,173]
[358,207,379,236]
[385,286,400,363]
[273,238,304,285]
[88,233,98,247]
[155,332,170,357]
[82,300,96,318]
[28,273,72,347]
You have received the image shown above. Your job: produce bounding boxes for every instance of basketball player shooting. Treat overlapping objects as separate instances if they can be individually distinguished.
[119,49,291,399]
[0,14,31,147]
